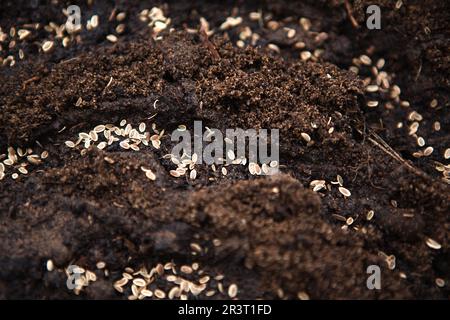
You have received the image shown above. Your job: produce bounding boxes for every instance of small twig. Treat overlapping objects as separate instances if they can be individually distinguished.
[344,0,360,28]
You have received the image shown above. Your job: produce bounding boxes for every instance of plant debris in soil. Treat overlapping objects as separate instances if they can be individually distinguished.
[0,0,448,299]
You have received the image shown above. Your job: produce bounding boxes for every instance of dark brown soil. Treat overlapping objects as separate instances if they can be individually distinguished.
[0,0,448,299]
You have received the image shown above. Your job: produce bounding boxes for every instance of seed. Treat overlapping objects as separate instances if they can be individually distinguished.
[106,34,118,43]
[168,287,180,299]
[145,170,156,181]
[18,29,31,40]
[114,284,124,293]
[339,187,351,197]
[367,101,379,108]
[96,261,106,269]
[376,58,385,69]
[65,141,75,148]
[189,169,197,180]
[199,276,210,284]
[190,243,202,253]
[206,290,216,297]
[133,278,147,287]
[417,137,425,147]
[360,55,372,65]
[425,237,441,250]
[301,132,311,142]
[139,123,146,132]
[297,291,310,300]
[95,142,106,150]
[299,17,311,31]
[365,84,379,92]
[270,160,278,168]
[18,167,28,174]
[12,173,19,179]
[42,40,54,52]
[346,217,354,225]
[120,119,127,126]
[180,265,193,274]
[423,146,434,156]
[337,175,344,186]
[444,148,450,159]
[46,260,54,271]
[154,289,166,299]
[430,99,438,108]
[116,12,126,22]
[227,150,235,160]
[40,151,49,159]
[366,210,375,221]
[90,15,99,28]
[300,51,312,61]
[222,167,227,176]
[119,140,130,149]
[177,125,186,131]
[287,28,296,38]
[170,170,180,177]
[435,278,445,288]
[115,278,129,287]
[228,284,238,298]
[141,289,153,297]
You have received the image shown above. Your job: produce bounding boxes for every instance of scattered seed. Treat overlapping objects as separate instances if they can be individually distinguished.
[106,34,118,43]
[297,291,310,300]
[65,141,76,148]
[444,148,450,159]
[42,40,54,52]
[46,259,54,272]
[435,278,445,288]
[180,265,193,274]
[338,187,351,197]
[423,146,434,156]
[228,284,238,298]
[425,237,441,250]
[365,84,379,93]
[301,132,311,142]
[366,210,375,221]
[154,289,166,299]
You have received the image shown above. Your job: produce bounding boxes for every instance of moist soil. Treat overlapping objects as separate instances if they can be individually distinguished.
[0,1,449,299]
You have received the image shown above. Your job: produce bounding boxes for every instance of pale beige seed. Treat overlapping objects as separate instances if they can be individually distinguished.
[339,187,351,197]
[154,289,166,299]
[133,278,147,287]
[423,146,434,156]
[115,277,128,287]
[65,141,75,148]
[337,175,343,186]
[435,278,445,288]
[18,167,28,174]
[346,217,354,226]
[145,170,156,181]
[41,151,49,159]
[270,160,278,168]
[90,15,99,28]
[199,276,210,284]
[139,123,146,133]
[222,167,228,176]
[106,34,118,43]
[18,29,31,40]
[141,289,153,297]
[365,84,379,93]
[367,101,379,108]
[114,11,126,22]
[417,137,425,147]
[206,290,216,297]
[114,284,124,293]
[97,142,107,150]
[376,58,385,69]
[444,148,450,160]
[301,132,311,142]
[177,125,186,131]
[46,259,54,272]
[360,55,372,65]
[189,169,197,180]
[190,243,202,253]
[287,28,296,39]
[367,210,375,221]
[170,170,180,178]
[96,261,106,269]
[228,284,238,298]
[168,287,180,299]
[227,150,236,161]
[297,291,310,300]
[430,99,438,108]
[300,51,312,61]
[180,265,193,274]
[42,40,54,52]
[425,237,441,250]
